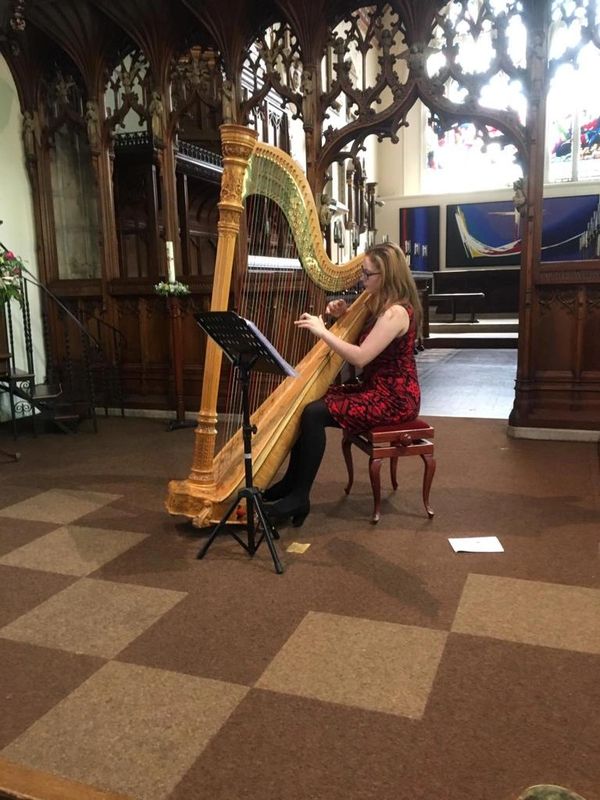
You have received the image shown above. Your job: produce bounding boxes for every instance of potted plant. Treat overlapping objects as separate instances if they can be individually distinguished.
[154,279,190,297]
[0,249,24,305]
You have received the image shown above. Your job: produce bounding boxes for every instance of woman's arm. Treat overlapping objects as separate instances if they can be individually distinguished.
[294,304,409,369]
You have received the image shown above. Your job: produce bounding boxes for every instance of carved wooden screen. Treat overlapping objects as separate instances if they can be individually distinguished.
[45,73,101,280]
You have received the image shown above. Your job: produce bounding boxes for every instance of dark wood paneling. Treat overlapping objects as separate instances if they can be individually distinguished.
[515,264,600,428]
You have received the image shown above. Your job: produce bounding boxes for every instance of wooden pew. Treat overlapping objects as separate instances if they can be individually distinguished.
[427,291,485,323]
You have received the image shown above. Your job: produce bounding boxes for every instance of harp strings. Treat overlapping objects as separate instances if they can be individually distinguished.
[214,157,318,484]
[242,170,312,408]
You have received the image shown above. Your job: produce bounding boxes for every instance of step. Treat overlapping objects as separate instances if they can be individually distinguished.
[31,383,63,401]
[429,321,519,335]
[52,413,80,423]
[0,367,35,381]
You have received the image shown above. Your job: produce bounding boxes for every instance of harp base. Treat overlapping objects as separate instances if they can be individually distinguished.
[196,485,284,574]
[166,479,218,527]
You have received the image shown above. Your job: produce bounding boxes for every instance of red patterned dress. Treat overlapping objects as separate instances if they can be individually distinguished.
[323,304,420,434]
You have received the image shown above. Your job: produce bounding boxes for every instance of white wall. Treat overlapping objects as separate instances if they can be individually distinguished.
[376,101,423,200]
[0,55,46,418]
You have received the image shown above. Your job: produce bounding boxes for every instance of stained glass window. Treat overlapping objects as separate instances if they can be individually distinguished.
[547,4,600,184]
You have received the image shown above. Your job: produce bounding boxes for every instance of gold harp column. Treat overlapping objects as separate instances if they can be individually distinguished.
[188,124,258,489]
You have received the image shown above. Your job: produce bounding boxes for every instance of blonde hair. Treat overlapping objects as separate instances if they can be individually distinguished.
[363,242,422,329]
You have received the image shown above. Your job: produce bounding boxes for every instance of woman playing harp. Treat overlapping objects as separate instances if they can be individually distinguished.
[262,241,422,527]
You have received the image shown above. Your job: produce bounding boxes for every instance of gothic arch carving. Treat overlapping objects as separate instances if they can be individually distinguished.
[315,2,528,184]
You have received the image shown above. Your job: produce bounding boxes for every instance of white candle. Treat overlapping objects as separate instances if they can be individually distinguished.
[166,240,176,283]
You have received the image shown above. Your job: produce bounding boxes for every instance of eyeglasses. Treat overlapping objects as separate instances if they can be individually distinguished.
[361,268,381,278]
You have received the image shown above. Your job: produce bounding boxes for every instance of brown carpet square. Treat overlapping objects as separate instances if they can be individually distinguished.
[290,532,465,630]
[0,483,47,510]
[75,501,176,534]
[115,567,310,685]
[401,633,600,800]
[0,564,75,628]
[0,638,104,749]
[170,688,419,800]
[0,517,59,557]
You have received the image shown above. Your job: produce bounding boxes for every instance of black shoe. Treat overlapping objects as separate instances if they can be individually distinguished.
[264,498,310,527]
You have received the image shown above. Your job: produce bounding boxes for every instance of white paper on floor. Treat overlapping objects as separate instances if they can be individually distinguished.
[448,536,504,553]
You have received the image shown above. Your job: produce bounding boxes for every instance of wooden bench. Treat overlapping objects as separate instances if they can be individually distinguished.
[342,418,436,523]
[428,292,485,323]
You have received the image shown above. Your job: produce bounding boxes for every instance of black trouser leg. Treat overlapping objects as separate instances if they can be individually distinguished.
[267,399,339,513]
[263,436,303,500]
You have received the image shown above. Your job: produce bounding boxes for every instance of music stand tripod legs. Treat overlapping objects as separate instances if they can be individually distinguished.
[196,357,284,574]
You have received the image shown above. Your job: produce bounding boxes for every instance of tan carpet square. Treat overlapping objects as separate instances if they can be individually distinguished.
[1,661,248,800]
[0,578,186,658]
[452,574,600,654]
[255,611,447,718]
[0,525,148,576]
[0,489,121,524]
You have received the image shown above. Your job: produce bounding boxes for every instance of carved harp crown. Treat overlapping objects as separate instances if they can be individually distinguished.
[166,124,370,526]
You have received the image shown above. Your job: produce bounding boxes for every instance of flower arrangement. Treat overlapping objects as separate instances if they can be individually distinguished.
[0,249,24,305]
[154,280,191,297]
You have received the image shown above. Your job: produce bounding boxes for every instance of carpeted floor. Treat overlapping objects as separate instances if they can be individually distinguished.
[0,416,598,800]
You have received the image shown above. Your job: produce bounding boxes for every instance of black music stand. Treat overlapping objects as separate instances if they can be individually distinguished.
[194,311,298,574]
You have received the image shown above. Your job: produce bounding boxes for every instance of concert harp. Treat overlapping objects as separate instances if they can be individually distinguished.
[166,124,368,526]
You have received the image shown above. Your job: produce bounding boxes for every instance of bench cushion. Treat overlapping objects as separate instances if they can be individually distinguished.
[367,417,428,433]
[363,418,434,442]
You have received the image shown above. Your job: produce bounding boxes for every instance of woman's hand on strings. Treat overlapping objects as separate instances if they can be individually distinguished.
[325,298,348,319]
[294,312,327,338]
[298,304,409,369]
